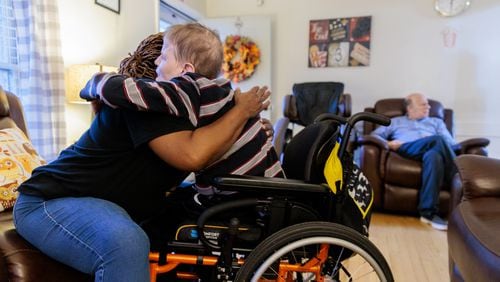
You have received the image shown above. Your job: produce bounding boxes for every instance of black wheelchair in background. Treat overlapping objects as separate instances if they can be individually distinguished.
[148,112,394,282]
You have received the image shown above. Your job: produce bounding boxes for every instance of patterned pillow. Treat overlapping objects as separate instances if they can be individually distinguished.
[0,127,46,212]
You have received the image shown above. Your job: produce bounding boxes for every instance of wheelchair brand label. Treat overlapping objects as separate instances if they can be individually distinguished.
[203,230,221,240]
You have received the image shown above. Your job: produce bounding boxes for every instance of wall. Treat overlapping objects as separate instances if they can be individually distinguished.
[162,0,205,19]
[56,0,500,157]
[58,0,159,144]
[201,15,273,120]
[205,0,500,158]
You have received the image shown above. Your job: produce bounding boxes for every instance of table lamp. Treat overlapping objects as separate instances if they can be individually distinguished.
[64,63,117,104]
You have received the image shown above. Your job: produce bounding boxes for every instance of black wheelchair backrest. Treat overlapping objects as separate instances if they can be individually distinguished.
[282,120,339,183]
[292,82,345,126]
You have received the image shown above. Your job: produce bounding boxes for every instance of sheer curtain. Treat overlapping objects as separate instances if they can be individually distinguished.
[13,0,66,161]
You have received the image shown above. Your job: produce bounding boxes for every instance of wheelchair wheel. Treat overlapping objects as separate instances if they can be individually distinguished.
[235,221,393,282]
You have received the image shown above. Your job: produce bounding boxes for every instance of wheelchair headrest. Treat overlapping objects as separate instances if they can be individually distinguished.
[282,119,339,183]
[289,82,345,126]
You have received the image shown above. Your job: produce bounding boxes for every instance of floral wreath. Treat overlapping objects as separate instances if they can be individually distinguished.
[222,35,260,83]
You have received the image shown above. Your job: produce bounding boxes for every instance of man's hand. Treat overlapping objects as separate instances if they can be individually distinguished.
[388,140,403,151]
[234,86,271,118]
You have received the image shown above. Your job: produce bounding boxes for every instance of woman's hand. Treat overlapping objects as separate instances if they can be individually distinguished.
[233,86,271,118]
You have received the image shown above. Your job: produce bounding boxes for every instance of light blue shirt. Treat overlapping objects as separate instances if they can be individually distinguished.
[371,116,456,145]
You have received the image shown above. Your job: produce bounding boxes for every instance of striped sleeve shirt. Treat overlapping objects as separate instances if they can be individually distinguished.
[80,72,284,186]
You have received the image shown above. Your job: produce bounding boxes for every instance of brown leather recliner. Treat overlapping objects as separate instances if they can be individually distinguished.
[0,86,91,281]
[448,155,500,282]
[357,98,489,214]
[273,82,351,159]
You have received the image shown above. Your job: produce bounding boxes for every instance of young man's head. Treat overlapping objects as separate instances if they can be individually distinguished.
[155,23,223,81]
[118,32,163,80]
[405,93,431,120]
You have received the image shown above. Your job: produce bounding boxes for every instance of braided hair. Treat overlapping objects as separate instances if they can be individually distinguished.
[118,32,164,80]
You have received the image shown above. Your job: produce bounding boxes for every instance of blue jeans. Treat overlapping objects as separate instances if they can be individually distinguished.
[397,135,456,218]
[13,193,151,282]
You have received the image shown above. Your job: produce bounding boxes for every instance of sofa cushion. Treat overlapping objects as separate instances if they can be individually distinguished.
[448,198,500,281]
[0,211,91,282]
[457,198,500,256]
[0,127,45,212]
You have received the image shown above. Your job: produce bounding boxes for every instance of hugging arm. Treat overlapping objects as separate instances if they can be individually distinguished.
[149,87,271,171]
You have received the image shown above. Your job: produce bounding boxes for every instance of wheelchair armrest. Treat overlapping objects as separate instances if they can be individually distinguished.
[454,138,490,156]
[357,134,390,151]
[272,117,291,158]
[211,175,329,194]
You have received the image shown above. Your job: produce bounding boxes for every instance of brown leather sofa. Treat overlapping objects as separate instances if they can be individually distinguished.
[0,87,91,281]
[448,155,500,282]
[357,98,489,214]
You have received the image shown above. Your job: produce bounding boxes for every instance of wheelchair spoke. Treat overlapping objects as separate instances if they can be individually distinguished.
[236,222,393,282]
[326,254,382,281]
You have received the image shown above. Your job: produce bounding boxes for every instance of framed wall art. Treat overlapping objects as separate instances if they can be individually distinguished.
[309,16,371,68]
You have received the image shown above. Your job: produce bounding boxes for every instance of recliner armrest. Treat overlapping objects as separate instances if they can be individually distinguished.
[357,135,390,151]
[454,138,490,156]
[455,155,500,201]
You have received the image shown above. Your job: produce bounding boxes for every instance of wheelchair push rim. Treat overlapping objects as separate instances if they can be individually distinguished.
[235,221,393,282]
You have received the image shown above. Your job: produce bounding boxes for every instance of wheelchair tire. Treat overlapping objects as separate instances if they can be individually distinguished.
[235,221,393,282]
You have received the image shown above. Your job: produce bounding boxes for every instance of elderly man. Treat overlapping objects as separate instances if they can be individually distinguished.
[371,93,456,230]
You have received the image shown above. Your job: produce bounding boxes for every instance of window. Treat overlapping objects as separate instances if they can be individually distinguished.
[0,0,18,93]
[159,1,196,31]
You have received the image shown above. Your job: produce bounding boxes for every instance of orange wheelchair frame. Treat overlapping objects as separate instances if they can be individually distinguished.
[146,112,393,282]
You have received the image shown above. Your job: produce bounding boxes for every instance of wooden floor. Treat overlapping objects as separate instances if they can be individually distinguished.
[368,213,449,282]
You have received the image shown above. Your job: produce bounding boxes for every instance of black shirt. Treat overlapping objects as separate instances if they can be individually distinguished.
[17,105,193,221]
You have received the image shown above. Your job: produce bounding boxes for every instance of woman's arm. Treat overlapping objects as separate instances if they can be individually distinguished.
[148,86,270,171]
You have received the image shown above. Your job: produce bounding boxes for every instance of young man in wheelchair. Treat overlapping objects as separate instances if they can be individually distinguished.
[80,24,285,247]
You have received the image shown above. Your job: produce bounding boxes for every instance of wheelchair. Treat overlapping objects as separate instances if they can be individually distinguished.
[148,112,393,282]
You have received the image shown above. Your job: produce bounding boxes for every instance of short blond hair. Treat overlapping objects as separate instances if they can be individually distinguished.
[164,23,223,79]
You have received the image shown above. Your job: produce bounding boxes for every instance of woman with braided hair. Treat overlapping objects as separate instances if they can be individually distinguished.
[83,23,283,196]
[13,26,272,281]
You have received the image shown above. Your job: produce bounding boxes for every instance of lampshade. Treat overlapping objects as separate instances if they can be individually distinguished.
[64,63,117,103]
